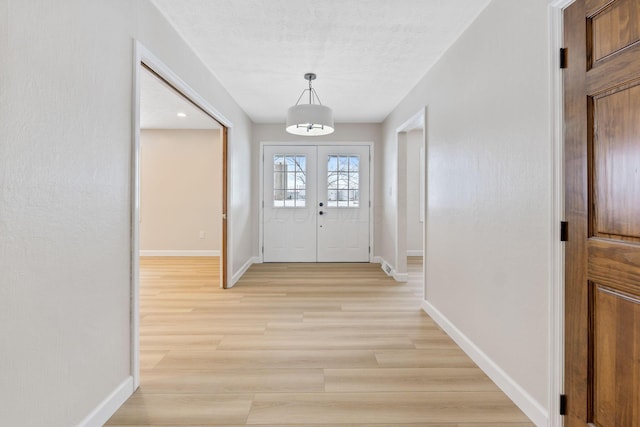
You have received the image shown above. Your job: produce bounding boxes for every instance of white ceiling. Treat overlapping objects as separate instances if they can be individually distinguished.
[140,68,222,129]
[150,0,490,124]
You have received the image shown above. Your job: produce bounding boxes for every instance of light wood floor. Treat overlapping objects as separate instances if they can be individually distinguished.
[107,257,533,426]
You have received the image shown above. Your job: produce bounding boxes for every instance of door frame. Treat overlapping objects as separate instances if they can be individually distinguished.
[395,107,427,285]
[549,1,576,426]
[259,141,375,263]
[131,41,233,389]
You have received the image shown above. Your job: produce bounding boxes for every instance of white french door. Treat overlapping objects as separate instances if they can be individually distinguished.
[263,145,370,262]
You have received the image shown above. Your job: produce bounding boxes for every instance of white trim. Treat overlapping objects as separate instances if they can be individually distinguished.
[139,250,221,257]
[548,1,573,425]
[259,141,375,263]
[396,109,426,134]
[549,0,576,10]
[406,250,424,257]
[258,143,264,263]
[396,132,408,278]
[76,377,133,427]
[422,110,429,301]
[131,42,142,390]
[393,271,409,282]
[395,107,427,289]
[422,301,548,426]
[262,141,373,146]
[230,256,260,287]
[369,142,376,262]
[137,49,232,128]
[132,40,233,390]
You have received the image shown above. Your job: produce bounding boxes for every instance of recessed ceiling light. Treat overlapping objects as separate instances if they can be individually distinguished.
[177,112,187,118]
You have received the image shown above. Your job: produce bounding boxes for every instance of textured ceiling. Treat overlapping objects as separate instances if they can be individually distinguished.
[151,0,490,123]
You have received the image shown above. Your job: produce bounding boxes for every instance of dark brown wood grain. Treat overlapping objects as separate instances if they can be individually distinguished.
[589,239,640,292]
[564,2,590,424]
[587,42,640,93]
[221,126,228,289]
[586,0,616,16]
[565,1,640,425]
[593,285,640,426]
[590,0,640,63]
[592,84,640,241]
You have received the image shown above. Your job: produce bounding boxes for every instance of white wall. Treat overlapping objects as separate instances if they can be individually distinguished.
[140,129,222,254]
[0,1,254,425]
[406,129,423,255]
[252,123,383,256]
[382,0,551,424]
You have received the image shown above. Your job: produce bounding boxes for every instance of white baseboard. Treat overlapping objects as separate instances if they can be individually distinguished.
[421,301,548,427]
[76,376,133,427]
[230,256,260,288]
[407,250,424,257]
[393,270,409,282]
[139,250,220,257]
[376,257,408,282]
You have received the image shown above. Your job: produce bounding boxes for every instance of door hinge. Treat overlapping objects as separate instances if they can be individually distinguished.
[262,246,264,254]
[560,48,568,69]
[369,246,371,253]
[559,394,567,415]
[560,221,568,242]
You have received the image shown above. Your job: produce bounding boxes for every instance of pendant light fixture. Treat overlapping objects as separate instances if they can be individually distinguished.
[286,73,334,136]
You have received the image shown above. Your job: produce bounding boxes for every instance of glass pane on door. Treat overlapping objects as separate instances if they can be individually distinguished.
[326,154,359,207]
[273,154,306,207]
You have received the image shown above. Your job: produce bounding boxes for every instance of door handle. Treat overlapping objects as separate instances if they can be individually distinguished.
[319,202,324,207]
[319,211,324,215]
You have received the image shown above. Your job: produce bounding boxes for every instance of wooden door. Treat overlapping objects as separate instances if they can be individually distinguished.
[564,0,640,426]
[221,126,228,288]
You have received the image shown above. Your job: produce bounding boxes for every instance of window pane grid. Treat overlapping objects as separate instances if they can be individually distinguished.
[327,155,359,207]
[273,154,306,208]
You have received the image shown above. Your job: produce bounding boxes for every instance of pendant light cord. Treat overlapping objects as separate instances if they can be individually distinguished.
[293,76,323,106]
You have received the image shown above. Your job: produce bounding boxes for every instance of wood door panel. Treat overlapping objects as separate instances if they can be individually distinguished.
[591,84,640,241]
[589,0,640,64]
[587,43,640,94]
[565,0,640,425]
[589,239,640,292]
[592,284,640,426]
[586,0,615,16]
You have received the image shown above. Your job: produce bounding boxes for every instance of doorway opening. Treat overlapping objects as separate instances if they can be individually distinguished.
[139,68,223,262]
[396,108,426,293]
[132,43,231,389]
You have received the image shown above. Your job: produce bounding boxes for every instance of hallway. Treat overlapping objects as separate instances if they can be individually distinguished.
[107,257,533,425]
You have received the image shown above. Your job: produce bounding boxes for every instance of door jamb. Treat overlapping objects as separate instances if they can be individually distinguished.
[548,1,575,425]
[131,41,233,389]
[395,108,426,285]
[259,141,375,263]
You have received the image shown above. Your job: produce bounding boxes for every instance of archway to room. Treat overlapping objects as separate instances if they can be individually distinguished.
[396,108,426,295]
[131,44,231,389]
